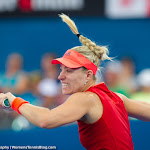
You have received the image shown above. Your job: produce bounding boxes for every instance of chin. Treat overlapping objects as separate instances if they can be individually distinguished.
[62,90,72,95]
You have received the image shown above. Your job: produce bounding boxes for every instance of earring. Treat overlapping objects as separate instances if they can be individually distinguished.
[84,81,87,85]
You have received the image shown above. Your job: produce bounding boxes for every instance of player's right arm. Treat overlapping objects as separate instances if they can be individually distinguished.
[0,92,94,129]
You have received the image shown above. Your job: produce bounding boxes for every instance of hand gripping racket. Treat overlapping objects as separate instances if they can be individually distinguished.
[3,99,11,107]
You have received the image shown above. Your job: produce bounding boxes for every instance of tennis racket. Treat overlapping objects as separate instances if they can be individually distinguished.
[3,99,11,107]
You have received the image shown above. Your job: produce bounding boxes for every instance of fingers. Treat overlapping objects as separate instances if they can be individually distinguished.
[5,92,16,105]
[0,93,8,107]
[0,92,16,109]
[0,93,7,103]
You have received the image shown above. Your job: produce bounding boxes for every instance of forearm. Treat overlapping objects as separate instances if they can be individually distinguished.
[19,103,73,129]
[3,93,52,127]
[5,95,66,129]
[128,101,150,121]
[19,103,51,128]
[117,93,150,121]
[1,92,89,129]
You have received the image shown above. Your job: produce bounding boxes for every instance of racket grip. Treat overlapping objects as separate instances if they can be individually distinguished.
[3,99,11,107]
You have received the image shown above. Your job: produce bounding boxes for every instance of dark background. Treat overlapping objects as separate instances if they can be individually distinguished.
[0,0,150,149]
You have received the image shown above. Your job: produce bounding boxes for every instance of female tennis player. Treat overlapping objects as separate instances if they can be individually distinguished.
[0,14,150,150]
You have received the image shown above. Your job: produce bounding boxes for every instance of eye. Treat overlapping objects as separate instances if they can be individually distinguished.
[66,69,72,73]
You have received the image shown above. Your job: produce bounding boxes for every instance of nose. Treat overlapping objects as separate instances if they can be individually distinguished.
[58,71,65,80]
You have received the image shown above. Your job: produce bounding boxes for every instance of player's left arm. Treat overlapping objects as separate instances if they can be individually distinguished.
[116,93,150,121]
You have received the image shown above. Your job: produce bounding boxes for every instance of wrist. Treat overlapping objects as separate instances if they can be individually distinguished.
[11,97,29,114]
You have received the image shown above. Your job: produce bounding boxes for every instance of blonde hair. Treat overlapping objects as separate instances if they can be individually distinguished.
[59,13,111,73]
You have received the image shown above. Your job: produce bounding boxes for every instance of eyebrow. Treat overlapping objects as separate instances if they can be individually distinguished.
[60,65,80,71]
[60,66,69,69]
[60,66,70,71]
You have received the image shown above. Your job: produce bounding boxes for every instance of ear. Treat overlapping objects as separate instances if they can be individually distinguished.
[86,70,94,80]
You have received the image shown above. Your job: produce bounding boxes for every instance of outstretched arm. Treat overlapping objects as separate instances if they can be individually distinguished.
[0,92,93,129]
[117,93,150,121]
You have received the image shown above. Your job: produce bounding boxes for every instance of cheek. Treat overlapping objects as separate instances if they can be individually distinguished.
[72,77,85,89]
[68,72,87,89]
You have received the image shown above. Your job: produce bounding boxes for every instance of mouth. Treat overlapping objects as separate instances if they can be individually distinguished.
[62,83,69,87]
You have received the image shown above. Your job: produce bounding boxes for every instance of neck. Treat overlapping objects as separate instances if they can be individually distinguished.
[82,80,96,92]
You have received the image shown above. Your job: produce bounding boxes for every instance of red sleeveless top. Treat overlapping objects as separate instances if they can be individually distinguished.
[77,83,134,150]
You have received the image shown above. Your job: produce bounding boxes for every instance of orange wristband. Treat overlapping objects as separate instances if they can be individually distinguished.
[11,97,29,114]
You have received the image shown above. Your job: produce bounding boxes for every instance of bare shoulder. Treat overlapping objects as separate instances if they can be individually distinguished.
[67,92,99,105]
[65,92,102,115]
[115,92,123,99]
[68,92,103,124]
[115,92,128,104]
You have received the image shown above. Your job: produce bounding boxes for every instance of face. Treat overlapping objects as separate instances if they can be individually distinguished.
[58,65,88,95]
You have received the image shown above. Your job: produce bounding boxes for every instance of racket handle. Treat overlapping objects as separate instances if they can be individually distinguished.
[3,99,11,107]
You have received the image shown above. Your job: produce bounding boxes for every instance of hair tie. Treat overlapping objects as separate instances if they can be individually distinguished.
[76,34,81,38]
